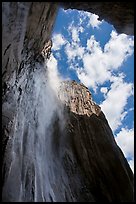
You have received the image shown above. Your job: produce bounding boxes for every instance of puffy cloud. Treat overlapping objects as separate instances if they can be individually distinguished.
[103,31,134,70]
[75,31,134,89]
[69,26,80,42]
[79,51,111,90]
[115,127,134,158]
[53,23,84,63]
[65,24,85,61]
[68,23,84,42]
[52,33,67,51]
[100,75,133,131]
[65,43,85,62]
[115,127,134,172]
[86,13,102,28]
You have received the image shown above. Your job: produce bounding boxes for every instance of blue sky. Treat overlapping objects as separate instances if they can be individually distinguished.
[50,8,134,171]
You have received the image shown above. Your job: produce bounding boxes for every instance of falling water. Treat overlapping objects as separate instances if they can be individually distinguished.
[2,55,66,202]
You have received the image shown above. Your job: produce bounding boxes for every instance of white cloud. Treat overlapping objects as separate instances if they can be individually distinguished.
[115,127,134,172]
[75,31,134,89]
[65,42,85,62]
[100,75,133,131]
[87,13,102,29]
[52,33,67,51]
[100,87,108,95]
[61,23,85,62]
[103,31,134,70]
[68,23,84,42]
[86,35,101,52]
[77,10,102,29]
[115,127,134,158]
[70,26,80,42]
[79,51,111,89]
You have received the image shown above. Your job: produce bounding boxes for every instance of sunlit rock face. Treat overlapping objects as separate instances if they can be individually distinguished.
[61,2,134,35]
[59,80,101,117]
[2,2,134,202]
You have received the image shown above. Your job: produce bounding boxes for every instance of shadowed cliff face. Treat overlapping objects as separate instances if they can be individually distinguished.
[58,81,134,202]
[2,2,58,88]
[2,2,134,202]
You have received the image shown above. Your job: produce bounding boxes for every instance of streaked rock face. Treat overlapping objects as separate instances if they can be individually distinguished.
[2,2,58,88]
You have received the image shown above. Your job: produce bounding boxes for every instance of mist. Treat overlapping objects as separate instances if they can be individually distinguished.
[2,53,65,202]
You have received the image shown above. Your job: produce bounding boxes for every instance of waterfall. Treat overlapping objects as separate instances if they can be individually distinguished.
[2,54,65,202]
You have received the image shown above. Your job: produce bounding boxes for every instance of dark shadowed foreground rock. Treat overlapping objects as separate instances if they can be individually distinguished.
[2,2,134,202]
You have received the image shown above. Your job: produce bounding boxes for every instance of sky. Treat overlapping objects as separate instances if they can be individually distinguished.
[50,8,134,172]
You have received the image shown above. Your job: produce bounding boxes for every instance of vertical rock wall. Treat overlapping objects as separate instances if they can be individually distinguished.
[2,2,58,201]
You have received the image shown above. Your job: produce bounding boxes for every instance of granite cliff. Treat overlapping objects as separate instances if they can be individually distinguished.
[2,2,134,202]
[57,81,134,202]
